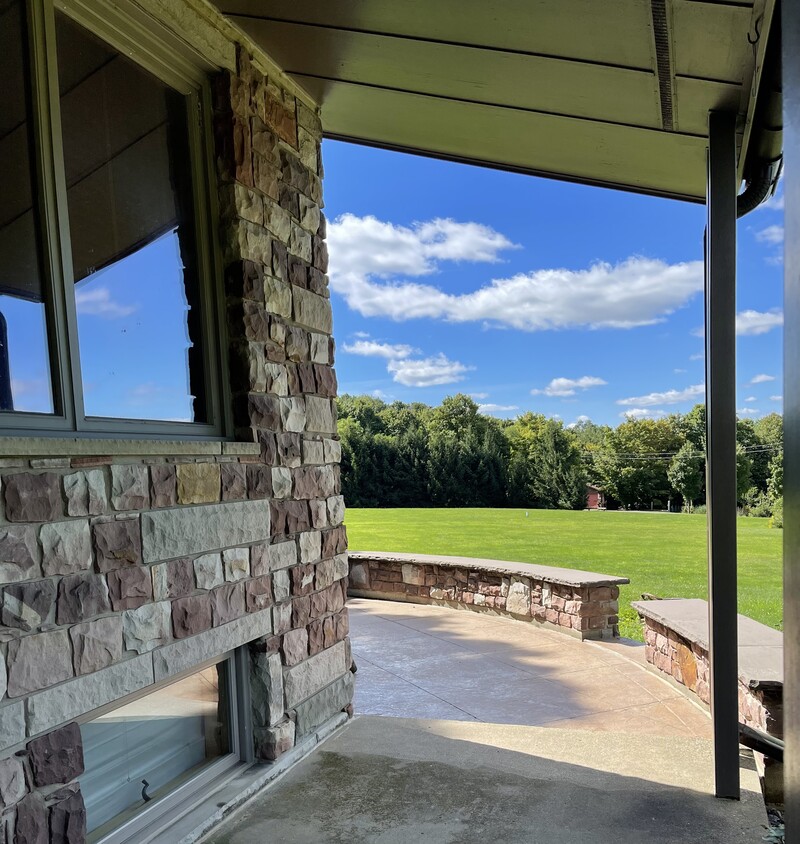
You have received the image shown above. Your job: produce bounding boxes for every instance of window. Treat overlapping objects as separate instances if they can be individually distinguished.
[0,0,223,435]
[80,658,241,843]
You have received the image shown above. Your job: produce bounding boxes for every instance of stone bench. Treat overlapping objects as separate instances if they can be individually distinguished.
[348,551,629,640]
[632,598,783,802]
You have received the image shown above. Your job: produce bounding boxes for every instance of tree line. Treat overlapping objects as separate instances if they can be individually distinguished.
[337,393,783,518]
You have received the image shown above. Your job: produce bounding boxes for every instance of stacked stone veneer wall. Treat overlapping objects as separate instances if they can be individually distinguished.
[0,32,353,844]
[348,553,627,640]
[639,611,783,802]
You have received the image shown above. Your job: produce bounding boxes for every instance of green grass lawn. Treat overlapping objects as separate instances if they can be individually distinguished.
[344,508,783,640]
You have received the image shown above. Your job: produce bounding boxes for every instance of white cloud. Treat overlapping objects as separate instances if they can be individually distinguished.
[736,309,784,336]
[744,396,757,403]
[387,354,473,387]
[566,415,592,429]
[738,408,760,416]
[617,383,705,407]
[674,368,687,374]
[750,373,776,384]
[342,339,418,359]
[328,214,703,332]
[621,408,667,420]
[477,403,519,416]
[531,376,607,397]
[689,353,704,361]
[770,395,783,402]
[755,225,784,245]
[761,192,784,211]
[469,392,489,400]
[75,287,136,319]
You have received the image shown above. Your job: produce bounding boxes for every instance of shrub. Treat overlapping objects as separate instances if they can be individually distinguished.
[694,504,707,514]
[771,497,783,529]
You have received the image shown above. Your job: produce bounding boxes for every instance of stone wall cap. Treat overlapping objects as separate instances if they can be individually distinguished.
[632,598,783,688]
[349,551,629,588]
[0,437,259,458]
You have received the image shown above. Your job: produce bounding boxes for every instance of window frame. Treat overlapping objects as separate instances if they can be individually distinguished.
[3,0,230,440]
[79,649,252,844]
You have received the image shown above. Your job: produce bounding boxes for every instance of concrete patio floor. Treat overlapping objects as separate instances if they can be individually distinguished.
[205,599,768,843]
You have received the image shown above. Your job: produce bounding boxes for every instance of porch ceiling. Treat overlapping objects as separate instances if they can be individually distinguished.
[216,0,776,202]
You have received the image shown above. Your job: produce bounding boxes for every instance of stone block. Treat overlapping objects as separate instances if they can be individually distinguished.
[323,439,341,464]
[292,564,315,596]
[194,553,224,589]
[149,465,177,509]
[246,464,272,500]
[152,558,194,600]
[223,547,250,582]
[308,500,328,530]
[49,789,86,844]
[326,494,345,527]
[176,463,221,505]
[221,463,247,501]
[2,580,56,631]
[264,362,289,396]
[212,583,246,626]
[246,576,272,612]
[3,472,62,522]
[122,602,171,653]
[57,574,111,625]
[305,396,335,434]
[40,521,92,577]
[107,567,153,611]
[276,433,302,468]
[294,672,354,737]
[299,531,321,564]
[284,640,348,708]
[349,563,369,589]
[15,793,48,844]
[0,525,40,583]
[303,439,324,465]
[0,756,26,809]
[273,569,290,603]
[92,518,142,572]
[110,464,149,511]
[273,601,292,635]
[269,540,297,571]
[251,652,283,728]
[401,564,424,586]
[153,608,272,682]
[279,397,306,433]
[141,501,271,563]
[172,594,213,639]
[250,543,269,577]
[272,467,292,499]
[7,629,73,697]
[70,617,123,675]
[281,627,308,666]
[255,718,295,761]
[506,578,532,616]
[64,470,108,517]
[264,276,292,319]
[26,654,154,736]
[27,721,84,787]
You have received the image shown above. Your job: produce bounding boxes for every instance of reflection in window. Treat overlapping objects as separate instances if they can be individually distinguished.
[0,0,54,414]
[56,12,207,422]
[80,663,232,838]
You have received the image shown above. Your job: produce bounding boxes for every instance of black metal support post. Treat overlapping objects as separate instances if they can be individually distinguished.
[705,109,740,801]
[784,3,800,838]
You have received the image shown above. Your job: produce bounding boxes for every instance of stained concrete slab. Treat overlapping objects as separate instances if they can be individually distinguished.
[204,716,767,844]
[203,600,767,844]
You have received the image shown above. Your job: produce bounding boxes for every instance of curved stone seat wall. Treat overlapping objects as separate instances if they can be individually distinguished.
[633,598,783,802]
[348,552,628,640]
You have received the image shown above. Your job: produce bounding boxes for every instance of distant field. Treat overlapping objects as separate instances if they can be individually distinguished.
[344,508,783,640]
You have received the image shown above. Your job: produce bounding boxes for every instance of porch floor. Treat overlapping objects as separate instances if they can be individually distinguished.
[206,599,768,843]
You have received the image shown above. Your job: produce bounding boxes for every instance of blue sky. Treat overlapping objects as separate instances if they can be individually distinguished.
[6,141,783,427]
[323,140,784,427]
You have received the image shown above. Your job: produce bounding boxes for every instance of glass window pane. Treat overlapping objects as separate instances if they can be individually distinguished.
[80,663,233,838]
[56,13,208,423]
[0,0,55,414]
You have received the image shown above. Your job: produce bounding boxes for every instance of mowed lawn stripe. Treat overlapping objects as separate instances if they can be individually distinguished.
[344,509,783,640]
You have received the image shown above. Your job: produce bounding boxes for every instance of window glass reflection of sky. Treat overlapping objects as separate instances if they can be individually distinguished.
[0,295,52,414]
[76,229,196,422]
